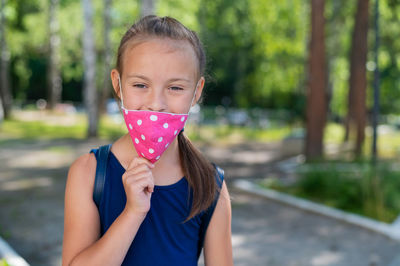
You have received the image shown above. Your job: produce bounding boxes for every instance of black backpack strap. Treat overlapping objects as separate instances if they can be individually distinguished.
[91,144,111,209]
[197,163,225,259]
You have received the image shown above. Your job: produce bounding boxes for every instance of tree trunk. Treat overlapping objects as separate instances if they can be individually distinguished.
[82,0,98,137]
[47,0,62,110]
[326,0,343,123]
[348,0,369,156]
[140,0,155,17]
[305,0,327,160]
[0,0,12,119]
[99,0,112,115]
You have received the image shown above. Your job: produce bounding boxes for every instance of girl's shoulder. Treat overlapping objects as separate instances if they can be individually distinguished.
[70,152,97,176]
[66,151,97,194]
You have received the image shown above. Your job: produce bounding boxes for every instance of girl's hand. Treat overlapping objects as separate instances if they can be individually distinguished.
[122,157,155,218]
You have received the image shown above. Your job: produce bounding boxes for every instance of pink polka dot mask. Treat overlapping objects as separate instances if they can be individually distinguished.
[118,76,197,163]
[122,108,188,163]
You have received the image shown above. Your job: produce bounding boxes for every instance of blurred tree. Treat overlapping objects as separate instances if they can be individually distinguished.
[99,0,112,114]
[246,0,308,113]
[377,0,400,114]
[47,0,62,110]
[198,0,258,107]
[345,0,369,156]
[305,0,327,160]
[157,0,200,30]
[0,0,12,119]
[82,0,98,137]
[325,0,355,120]
[141,0,156,17]
[198,0,308,117]
[4,0,400,123]
[325,0,350,119]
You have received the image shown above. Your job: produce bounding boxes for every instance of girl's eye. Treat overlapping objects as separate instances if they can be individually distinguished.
[133,84,146,89]
[169,86,184,91]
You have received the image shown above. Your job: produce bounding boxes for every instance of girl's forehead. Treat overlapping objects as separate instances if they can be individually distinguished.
[122,38,199,79]
[125,38,196,59]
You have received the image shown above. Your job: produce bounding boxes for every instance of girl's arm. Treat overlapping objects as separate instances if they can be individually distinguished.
[203,181,234,266]
[62,153,154,266]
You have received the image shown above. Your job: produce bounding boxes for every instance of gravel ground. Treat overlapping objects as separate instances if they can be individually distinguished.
[0,138,399,266]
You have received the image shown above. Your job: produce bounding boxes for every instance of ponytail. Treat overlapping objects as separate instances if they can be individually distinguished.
[178,131,219,221]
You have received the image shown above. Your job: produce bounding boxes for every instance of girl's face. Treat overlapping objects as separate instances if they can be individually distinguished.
[111,38,204,114]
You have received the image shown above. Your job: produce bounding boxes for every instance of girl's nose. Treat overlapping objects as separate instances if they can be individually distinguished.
[145,90,167,112]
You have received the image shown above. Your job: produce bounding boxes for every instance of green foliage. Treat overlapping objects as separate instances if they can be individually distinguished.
[377,0,400,114]
[3,0,400,116]
[327,0,400,116]
[325,0,354,118]
[158,0,201,31]
[198,0,308,113]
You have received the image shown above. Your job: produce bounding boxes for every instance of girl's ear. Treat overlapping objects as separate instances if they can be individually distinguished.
[192,76,205,106]
[110,69,121,99]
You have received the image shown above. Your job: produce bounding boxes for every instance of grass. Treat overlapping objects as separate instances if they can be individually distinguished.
[0,111,126,142]
[0,110,294,145]
[323,123,400,158]
[186,124,293,144]
[0,118,85,140]
[260,160,400,223]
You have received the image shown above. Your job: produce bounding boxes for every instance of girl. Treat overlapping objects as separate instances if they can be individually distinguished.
[62,15,233,265]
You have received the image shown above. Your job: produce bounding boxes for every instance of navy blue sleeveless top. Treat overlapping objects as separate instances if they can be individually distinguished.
[90,148,223,265]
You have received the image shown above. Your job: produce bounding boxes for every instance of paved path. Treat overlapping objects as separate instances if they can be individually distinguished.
[1,138,400,265]
[229,188,400,266]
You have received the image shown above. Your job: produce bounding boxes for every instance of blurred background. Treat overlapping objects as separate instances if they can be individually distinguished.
[1,0,400,265]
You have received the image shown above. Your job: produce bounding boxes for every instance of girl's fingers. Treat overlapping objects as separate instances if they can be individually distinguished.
[125,174,154,193]
[124,171,153,184]
[126,163,152,176]
[122,167,153,183]
[126,157,154,171]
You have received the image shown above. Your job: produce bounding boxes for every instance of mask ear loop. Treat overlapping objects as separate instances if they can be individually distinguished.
[118,75,126,110]
[180,80,200,134]
[188,80,200,114]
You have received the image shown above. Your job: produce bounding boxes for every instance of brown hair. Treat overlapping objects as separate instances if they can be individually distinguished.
[115,15,219,220]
